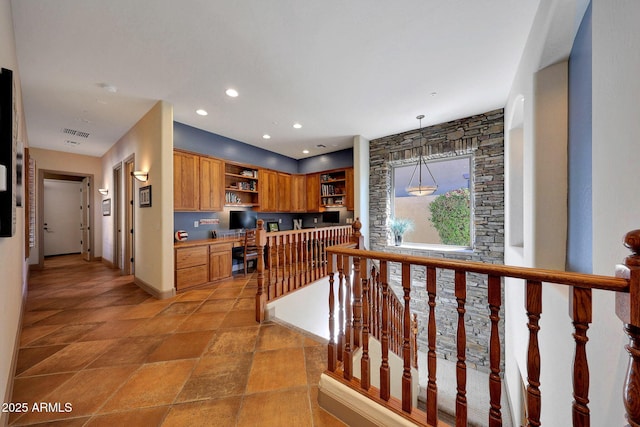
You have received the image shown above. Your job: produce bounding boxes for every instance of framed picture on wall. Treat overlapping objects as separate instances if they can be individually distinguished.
[139,185,152,208]
[102,199,111,216]
[267,221,279,232]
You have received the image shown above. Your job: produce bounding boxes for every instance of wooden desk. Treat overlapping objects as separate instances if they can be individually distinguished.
[174,237,243,291]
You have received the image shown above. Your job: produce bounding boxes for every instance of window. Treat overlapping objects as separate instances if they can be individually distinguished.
[392,157,472,248]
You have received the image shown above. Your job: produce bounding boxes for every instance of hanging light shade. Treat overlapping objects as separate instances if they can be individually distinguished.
[406,115,438,196]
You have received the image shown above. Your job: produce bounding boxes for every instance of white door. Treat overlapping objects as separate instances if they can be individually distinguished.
[43,179,83,256]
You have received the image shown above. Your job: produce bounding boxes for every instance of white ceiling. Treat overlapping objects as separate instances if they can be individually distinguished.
[10,0,540,160]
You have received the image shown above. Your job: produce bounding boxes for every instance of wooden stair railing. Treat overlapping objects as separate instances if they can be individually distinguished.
[324,229,640,427]
[254,218,354,322]
[361,263,418,368]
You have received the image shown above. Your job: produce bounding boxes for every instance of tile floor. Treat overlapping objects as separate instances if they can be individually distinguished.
[9,255,346,426]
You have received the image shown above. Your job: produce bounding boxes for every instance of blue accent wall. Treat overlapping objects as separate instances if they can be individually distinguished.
[298,148,354,174]
[174,122,299,173]
[567,1,592,273]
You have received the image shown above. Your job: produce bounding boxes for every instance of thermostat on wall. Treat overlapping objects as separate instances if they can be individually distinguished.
[0,164,6,192]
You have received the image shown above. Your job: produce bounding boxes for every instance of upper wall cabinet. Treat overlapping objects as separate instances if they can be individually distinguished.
[306,173,320,212]
[258,169,277,212]
[174,151,200,211]
[345,167,354,211]
[174,149,354,213]
[224,162,259,207]
[199,157,224,211]
[291,175,306,213]
[277,173,292,212]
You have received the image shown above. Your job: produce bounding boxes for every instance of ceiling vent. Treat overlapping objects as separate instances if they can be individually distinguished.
[62,128,90,138]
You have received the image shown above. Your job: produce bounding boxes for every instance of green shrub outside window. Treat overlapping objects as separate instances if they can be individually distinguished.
[428,188,471,246]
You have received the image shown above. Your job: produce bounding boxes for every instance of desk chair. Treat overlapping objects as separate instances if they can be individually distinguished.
[235,229,258,276]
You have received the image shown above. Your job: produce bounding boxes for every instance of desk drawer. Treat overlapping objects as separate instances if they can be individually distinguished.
[176,265,208,289]
[210,242,233,253]
[176,246,208,269]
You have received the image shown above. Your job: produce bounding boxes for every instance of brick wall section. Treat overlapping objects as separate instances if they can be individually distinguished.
[369,109,505,372]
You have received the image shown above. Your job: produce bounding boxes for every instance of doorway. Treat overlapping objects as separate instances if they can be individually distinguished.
[37,170,94,267]
[113,164,123,270]
[124,156,135,275]
[43,179,82,256]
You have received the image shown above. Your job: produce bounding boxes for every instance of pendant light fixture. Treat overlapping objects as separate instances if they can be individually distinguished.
[405,115,438,196]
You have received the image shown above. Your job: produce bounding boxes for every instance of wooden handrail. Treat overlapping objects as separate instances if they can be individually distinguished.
[323,230,638,427]
[325,246,628,292]
[254,219,357,322]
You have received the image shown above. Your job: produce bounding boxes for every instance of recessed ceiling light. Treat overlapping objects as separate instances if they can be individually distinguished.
[225,88,239,98]
[302,149,309,154]
[293,123,302,129]
[262,134,271,139]
[196,109,208,116]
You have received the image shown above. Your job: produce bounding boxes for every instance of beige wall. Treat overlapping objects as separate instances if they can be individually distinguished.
[0,1,29,423]
[101,101,174,297]
[27,148,103,264]
[591,0,640,424]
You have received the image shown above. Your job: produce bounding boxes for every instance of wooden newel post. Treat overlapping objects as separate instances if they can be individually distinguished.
[617,229,640,427]
[352,217,364,249]
[255,219,268,323]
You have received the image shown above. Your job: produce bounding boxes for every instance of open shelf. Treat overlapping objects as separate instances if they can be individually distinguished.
[225,163,259,206]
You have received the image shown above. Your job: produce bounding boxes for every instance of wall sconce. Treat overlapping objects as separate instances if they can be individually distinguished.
[98,188,109,195]
[131,170,149,182]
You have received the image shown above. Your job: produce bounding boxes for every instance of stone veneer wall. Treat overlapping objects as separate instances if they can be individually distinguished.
[369,109,504,372]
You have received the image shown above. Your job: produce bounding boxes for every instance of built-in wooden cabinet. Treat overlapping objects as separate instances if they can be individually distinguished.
[224,162,259,207]
[290,175,306,213]
[175,245,208,290]
[306,173,321,212]
[301,167,355,212]
[174,151,200,211]
[175,240,237,290]
[259,169,278,212]
[199,157,224,211]
[209,242,233,282]
[320,170,346,208]
[174,149,354,214]
[345,167,354,211]
[277,173,292,212]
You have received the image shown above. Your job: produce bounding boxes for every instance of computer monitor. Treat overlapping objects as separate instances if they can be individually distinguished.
[229,210,258,230]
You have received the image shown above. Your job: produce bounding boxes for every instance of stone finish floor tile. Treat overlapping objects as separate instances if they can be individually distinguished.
[163,397,241,427]
[145,330,214,362]
[203,326,259,356]
[237,387,313,427]
[84,406,169,427]
[8,254,343,426]
[245,347,308,393]
[100,359,196,412]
